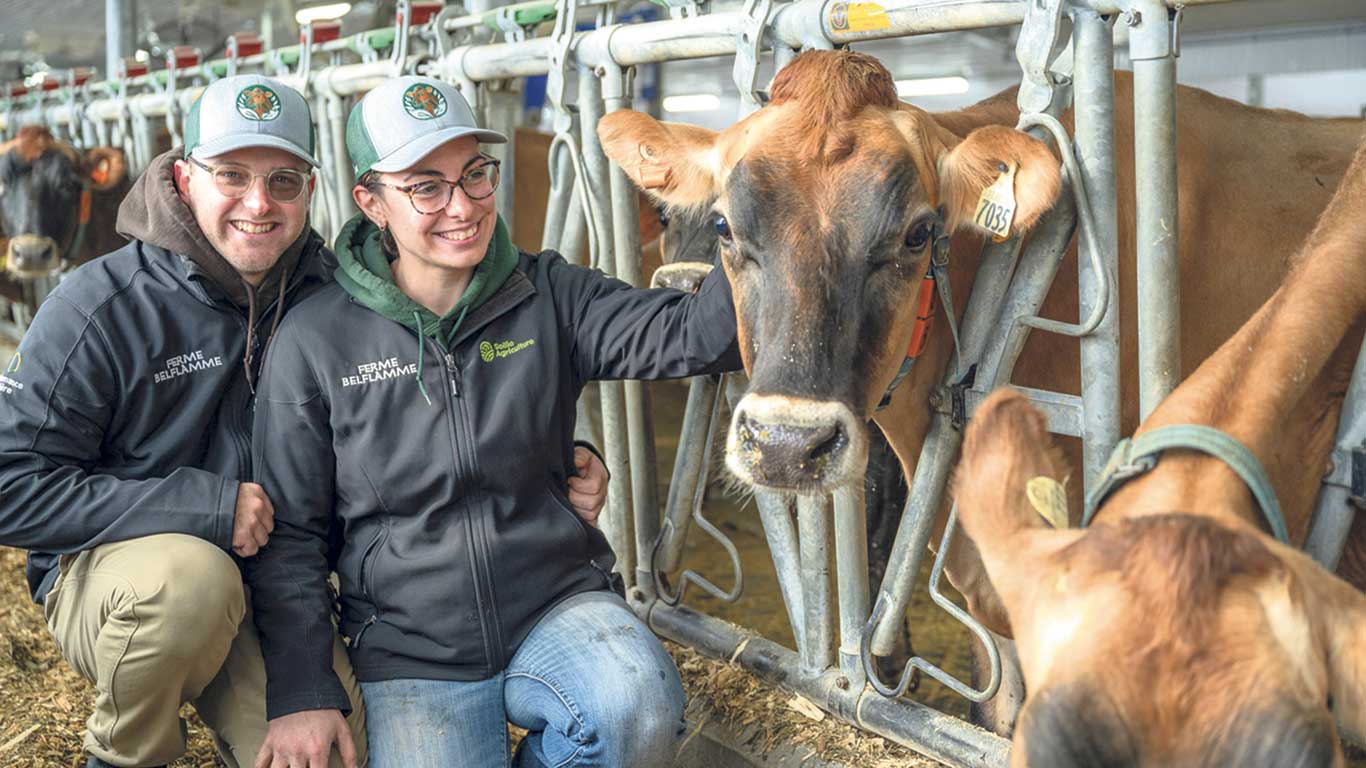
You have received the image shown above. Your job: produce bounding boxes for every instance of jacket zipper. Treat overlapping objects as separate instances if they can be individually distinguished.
[439,344,506,672]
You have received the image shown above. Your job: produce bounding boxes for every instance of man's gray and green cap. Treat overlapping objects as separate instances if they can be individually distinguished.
[346,76,507,177]
[184,75,318,167]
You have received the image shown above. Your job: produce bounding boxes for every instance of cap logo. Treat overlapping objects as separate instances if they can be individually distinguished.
[236,85,282,122]
[402,83,448,120]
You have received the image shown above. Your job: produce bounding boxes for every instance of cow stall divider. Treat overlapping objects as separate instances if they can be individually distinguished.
[3,0,1360,765]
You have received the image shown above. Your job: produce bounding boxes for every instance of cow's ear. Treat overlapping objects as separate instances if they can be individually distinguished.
[938,126,1061,238]
[953,388,1081,611]
[1282,554,1366,743]
[83,147,128,192]
[598,111,720,208]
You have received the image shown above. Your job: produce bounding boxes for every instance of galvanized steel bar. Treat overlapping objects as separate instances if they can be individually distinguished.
[754,490,807,651]
[648,603,1011,768]
[1128,0,1182,419]
[656,375,721,573]
[602,65,664,597]
[1305,335,1366,570]
[832,485,869,687]
[797,493,835,674]
[578,65,636,587]
[869,238,1021,655]
[1072,7,1122,493]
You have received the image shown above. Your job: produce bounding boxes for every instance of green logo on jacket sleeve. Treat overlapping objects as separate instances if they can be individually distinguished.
[480,338,536,362]
[236,86,282,121]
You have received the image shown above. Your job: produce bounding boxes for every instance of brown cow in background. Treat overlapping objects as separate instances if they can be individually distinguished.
[0,126,130,305]
[953,136,1366,767]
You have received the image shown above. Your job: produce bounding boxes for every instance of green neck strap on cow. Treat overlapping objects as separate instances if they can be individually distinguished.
[1083,424,1289,545]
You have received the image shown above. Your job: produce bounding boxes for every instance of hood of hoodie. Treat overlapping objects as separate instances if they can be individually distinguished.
[333,212,518,348]
[115,147,309,310]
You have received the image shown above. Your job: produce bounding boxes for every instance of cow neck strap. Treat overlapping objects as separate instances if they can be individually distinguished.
[67,182,93,267]
[1083,424,1289,545]
[877,217,961,411]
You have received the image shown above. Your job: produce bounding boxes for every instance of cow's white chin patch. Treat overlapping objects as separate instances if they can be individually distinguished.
[725,393,868,492]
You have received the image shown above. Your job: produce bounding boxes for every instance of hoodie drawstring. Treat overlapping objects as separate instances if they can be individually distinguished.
[413,311,432,406]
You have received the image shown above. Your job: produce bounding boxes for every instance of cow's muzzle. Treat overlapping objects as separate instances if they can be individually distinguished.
[6,235,61,278]
[726,394,867,491]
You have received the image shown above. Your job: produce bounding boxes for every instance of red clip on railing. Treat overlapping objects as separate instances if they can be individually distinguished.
[166,46,200,70]
[118,58,149,79]
[304,20,343,44]
[228,33,264,58]
[408,1,446,25]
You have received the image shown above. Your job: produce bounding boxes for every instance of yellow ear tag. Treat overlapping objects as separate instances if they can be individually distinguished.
[974,162,1017,243]
[1026,476,1069,529]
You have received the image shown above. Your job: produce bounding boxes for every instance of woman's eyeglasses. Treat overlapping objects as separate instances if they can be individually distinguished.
[377,159,501,215]
[188,155,311,203]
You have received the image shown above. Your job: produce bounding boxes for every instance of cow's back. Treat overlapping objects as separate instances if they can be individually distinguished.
[1011,73,1363,437]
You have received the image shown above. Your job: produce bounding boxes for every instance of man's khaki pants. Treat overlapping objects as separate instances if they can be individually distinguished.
[43,533,367,768]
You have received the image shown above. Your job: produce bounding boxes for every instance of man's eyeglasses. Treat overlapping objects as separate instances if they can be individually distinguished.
[187,155,311,203]
[376,159,501,215]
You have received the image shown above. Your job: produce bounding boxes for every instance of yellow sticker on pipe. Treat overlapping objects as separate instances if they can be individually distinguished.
[974,162,1017,243]
[1026,476,1069,529]
[828,1,890,33]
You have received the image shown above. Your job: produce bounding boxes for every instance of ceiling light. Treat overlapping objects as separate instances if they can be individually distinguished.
[295,3,353,25]
[662,94,720,113]
[895,76,970,98]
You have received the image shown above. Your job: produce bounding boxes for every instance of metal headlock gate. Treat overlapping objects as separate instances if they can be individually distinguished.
[5,0,1365,765]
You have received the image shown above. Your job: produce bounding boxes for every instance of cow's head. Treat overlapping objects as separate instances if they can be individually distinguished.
[0,126,128,277]
[601,50,1061,492]
[953,389,1366,766]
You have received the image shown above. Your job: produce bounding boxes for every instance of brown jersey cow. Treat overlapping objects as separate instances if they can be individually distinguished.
[952,136,1366,767]
[599,50,1363,648]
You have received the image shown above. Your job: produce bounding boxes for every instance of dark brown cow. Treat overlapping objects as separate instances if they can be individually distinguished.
[952,136,1366,767]
[599,50,1364,674]
[0,126,130,303]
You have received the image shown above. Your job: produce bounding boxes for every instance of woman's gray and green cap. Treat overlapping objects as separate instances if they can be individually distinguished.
[184,75,318,167]
[346,76,507,177]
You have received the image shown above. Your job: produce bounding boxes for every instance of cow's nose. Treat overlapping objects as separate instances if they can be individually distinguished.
[726,394,866,491]
[7,235,60,276]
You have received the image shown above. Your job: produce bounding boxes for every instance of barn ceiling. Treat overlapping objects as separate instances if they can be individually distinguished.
[3,0,1366,81]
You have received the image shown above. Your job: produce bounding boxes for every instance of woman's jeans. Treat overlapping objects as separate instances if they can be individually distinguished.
[361,590,687,768]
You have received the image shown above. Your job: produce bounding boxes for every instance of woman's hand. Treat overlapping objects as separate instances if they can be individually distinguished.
[255,708,356,768]
[568,446,609,526]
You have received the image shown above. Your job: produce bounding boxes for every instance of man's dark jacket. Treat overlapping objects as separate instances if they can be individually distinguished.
[0,148,331,603]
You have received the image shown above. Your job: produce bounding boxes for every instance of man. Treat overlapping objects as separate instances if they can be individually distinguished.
[0,73,612,768]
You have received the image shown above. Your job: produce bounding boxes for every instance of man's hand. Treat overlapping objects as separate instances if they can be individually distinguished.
[233,482,275,557]
[254,708,356,768]
[568,447,609,527]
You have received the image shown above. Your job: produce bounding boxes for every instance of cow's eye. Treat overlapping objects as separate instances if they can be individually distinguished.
[714,214,732,242]
[656,206,670,229]
[905,220,933,252]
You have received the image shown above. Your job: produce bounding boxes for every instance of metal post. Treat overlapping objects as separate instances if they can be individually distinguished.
[603,65,664,597]
[105,0,130,88]
[1072,8,1122,493]
[797,494,834,674]
[656,375,721,573]
[869,238,1021,655]
[326,94,356,241]
[754,491,806,651]
[832,484,869,687]
[1305,335,1366,570]
[578,64,636,587]
[1128,0,1181,418]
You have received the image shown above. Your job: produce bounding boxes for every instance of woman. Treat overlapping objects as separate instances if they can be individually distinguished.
[245,76,741,768]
